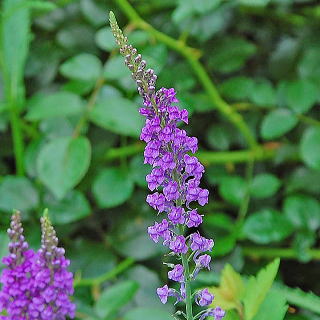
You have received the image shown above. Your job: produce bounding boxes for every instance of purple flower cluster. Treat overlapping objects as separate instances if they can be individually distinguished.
[110,12,225,320]
[0,211,75,320]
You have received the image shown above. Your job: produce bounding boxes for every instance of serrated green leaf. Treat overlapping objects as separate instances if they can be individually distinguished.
[273,285,320,315]
[95,281,139,318]
[252,289,287,320]
[243,259,280,320]
[37,136,91,199]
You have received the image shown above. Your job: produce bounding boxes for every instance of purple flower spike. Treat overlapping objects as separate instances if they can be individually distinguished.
[168,264,184,282]
[0,211,35,318]
[196,288,214,307]
[109,12,225,320]
[28,211,75,319]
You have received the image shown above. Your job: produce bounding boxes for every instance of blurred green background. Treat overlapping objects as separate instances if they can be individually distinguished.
[0,0,320,319]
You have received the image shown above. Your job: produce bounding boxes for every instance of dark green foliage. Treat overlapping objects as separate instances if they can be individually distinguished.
[0,0,320,319]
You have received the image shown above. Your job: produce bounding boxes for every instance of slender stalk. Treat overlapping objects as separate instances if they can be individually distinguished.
[243,247,320,260]
[114,0,258,149]
[181,253,194,320]
[74,257,135,287]
[72,77,105,138]
[104,143,279,164]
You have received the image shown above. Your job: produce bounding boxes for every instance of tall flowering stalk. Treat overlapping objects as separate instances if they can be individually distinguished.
[0,211,75,320]
[0,211,35,318]
[110,12,225,320]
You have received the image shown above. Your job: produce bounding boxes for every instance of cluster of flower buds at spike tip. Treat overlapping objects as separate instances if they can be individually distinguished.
[28,210,75,320]
[0,211,35,318]
[109,12,225,320]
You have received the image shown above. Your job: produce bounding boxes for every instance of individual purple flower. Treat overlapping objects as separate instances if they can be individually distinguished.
[199,307,226,320]
[163,181,180,201]
[196,288,214,307]
[168,264,184,282]
[186,209,203,228]
[146,167,165,190]
[28,211,75,319]
[190,233,214,252]
[197,254,211,270]
[146,192,166,212]
[0,211,35,318]
[169,235,188,254]
[168,207,185,225]
[198,189,209,206]
[144,140,161,165]
[148,219,171,244]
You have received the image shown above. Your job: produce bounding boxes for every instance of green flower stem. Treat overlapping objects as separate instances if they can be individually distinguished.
[181,253,194,320]
[104,143,278,164]
[113,0,258,149]
[74,257,135,287]
[243,246,320,260]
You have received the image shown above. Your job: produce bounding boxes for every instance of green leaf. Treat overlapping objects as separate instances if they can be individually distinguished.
[1,0,30,104]
[90,97,144,137]
[0,232,9,271]
[69,239,116,278]
[220,76,255,100]
[80,0,108,27]
[37,136,91,199]
[44,190,91,224]
[95,27,117,51]
[283,194,320,231]
[93,168,134,208]
[129,155,150,188]
[260,108,298,140]
[206,124,233,151]
[219,176,247,206]
[243,259,280,320]
[243,209,293,244]
[284,79,318,113]
[103,55,131,80]
[209,37,256,73]
[273,285,320,315]
[250,79,276,107]
[250,174,281,199]
[26,92,84,120]
[300,127,320,171]
[252,289,287,320]
[60,53,102,81]
[292,230,315,262]
[123,308,172,320]
[0,176,39,212]
[95,281,139,318]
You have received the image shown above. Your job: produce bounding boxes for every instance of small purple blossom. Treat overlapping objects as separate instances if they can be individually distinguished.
[168,207,185,225]
[196,288,214,307]
[168,264,184,282]
[200,307,226,320]
[197,254,211,269]
[190,233,214,252]
[169,235,188,254]
[186,209,203,228]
